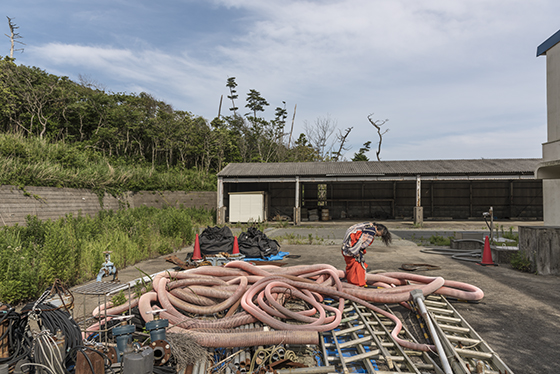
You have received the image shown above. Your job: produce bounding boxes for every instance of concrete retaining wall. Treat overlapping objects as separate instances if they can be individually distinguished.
[0,185,216,226]
[519,226,560,275]
[128,191,216,211]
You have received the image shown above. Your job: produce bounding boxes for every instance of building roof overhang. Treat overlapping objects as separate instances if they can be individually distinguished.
[537,29,560,56]
[218,159,540,183]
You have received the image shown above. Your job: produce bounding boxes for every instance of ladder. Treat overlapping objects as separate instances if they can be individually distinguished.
[319,295,513,374]
[422,294,514,374]
[320,300,444,373]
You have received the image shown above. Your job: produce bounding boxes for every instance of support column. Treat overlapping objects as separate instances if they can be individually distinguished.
[392,181,396,218]
[469,182,473,218]
[510,181,514,218]
[216,177,226,225]
[414,175,423,225]
[430,182,434,217]
[293,176,301,225]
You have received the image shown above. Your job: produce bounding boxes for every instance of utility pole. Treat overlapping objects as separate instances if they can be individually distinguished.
[5,16,25,58]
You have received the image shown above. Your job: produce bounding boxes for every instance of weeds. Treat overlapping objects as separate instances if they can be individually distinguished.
[0,206,213,305]
[429,234,454,246]
[232,221,270,232]
[500,225,519,241]
[111,290,127,307]
[0,133,217,198]
[510,250,533,272]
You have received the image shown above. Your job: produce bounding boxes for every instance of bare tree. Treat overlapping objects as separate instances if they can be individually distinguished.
[367,113,389,161]
[78,74,106,91]
[304,115,338,160]
[5,17,25,58]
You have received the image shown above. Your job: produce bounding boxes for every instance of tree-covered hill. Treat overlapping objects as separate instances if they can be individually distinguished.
[0,57,320,191]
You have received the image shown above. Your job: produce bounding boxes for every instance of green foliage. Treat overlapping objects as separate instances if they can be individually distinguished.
[429,234,454,246]
[499,225,519,241]
[111,290,127,307]
[0,206,213,305]
[0,61,330,171]
[352,141,371,161]
[510,250,533,272]
[0,133,216,195]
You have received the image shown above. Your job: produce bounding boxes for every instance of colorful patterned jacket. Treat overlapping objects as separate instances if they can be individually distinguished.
[341,222,377,263]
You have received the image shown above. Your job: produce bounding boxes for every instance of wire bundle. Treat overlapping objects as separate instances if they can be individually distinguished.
[27,330,66,374]
[0,306,31,367]
[21,302,82,353]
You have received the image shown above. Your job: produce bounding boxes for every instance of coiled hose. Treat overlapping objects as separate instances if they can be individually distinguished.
[92,261,483,350]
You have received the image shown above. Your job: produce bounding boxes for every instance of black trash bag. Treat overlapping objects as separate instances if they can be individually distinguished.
[237,227,280,259]
[199,226,234,255]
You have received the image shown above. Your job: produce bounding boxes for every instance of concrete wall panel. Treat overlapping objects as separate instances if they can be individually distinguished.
[519,226,560,275]
[0,185,216,226]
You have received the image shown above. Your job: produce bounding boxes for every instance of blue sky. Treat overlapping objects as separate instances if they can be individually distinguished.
[4,0,559,161]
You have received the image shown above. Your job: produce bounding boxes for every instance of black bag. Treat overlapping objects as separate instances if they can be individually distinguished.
[199,226,234,255]
[237,227,280,259]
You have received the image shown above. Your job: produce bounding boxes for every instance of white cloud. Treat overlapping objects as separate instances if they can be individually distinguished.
[20,0,560,160]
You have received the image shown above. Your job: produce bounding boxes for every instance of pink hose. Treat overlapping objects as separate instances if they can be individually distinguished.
[185,329,319,348]
[167,276,248,315]
[96,262,483,352]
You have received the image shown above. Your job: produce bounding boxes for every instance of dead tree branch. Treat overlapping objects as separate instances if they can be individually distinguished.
[5,16,25,58]
[332,127,353,161]
[367,113,389,161]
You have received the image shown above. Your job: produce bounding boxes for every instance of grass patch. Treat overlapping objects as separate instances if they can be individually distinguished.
[429,234,454,246]
[0,133,216,197]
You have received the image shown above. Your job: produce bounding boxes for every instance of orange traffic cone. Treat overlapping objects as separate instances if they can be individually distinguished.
[192,234,202,260]
[232,236,240,255]
[479,235,497,266]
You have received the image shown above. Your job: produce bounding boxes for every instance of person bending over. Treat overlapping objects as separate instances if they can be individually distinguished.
[341,222,392,287]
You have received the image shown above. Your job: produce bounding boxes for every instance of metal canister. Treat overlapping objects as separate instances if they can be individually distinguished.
[122,347,154,374]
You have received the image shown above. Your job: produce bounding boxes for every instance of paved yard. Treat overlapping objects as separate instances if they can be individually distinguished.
[73,220,559,374]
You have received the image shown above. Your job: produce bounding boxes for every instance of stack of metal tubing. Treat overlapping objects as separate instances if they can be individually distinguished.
[90,262,484,350]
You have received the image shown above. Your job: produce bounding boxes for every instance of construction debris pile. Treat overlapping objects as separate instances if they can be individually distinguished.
[1,259,516,374]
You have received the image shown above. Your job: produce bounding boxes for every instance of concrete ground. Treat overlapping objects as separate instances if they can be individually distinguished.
[72,220,559,374]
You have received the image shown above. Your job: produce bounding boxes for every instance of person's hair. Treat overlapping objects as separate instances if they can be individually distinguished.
[374,223,392,246]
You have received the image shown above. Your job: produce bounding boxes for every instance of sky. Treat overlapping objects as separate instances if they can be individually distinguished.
[3,0,559,161]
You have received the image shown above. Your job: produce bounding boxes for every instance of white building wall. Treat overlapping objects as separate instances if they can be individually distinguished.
[542,39,560,226]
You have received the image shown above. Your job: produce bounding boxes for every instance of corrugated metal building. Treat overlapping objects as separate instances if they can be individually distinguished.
[216,159,542,224]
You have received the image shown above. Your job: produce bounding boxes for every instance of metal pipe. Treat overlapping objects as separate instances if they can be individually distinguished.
[410,289,453,374]
[192,359,200,374]
[194,359,206,374]
[245,350,251,367]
